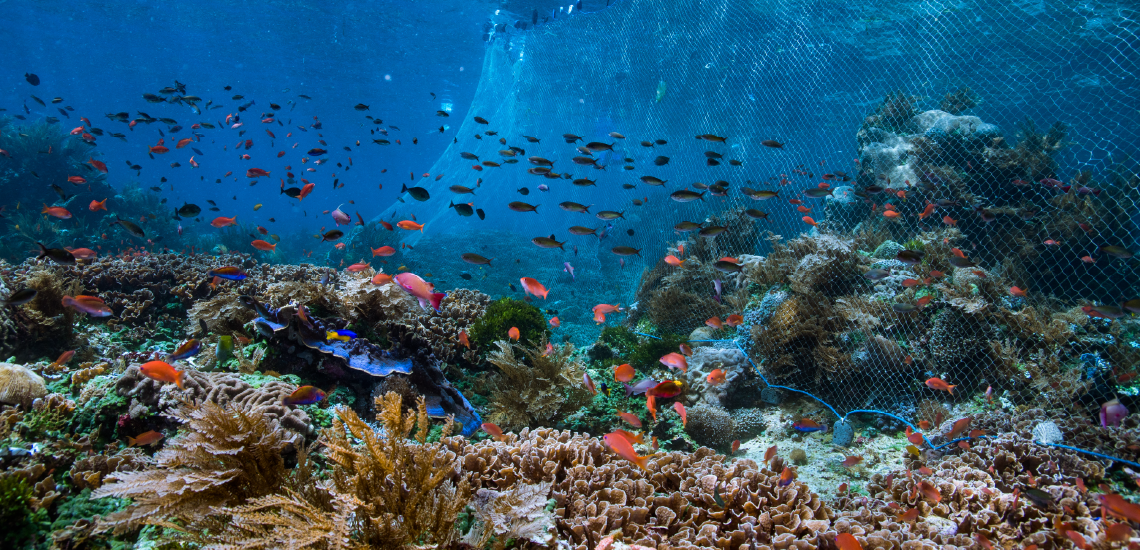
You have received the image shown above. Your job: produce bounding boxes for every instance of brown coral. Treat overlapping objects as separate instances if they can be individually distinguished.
[388,288,489,366]
[92,400,301,534]
[483,339,594,431]
[0,362,47,408]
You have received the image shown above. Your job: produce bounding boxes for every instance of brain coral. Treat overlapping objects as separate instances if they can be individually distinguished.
[0,363,47,408]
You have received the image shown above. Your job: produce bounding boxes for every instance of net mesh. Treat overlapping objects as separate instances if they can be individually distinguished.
[384,0,1140,464]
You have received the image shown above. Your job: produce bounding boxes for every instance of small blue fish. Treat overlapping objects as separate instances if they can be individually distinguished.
[168,338,201,360]
[792,418,828,433]
[333,329,357,339]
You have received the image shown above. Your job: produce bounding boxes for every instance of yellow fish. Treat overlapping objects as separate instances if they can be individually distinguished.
[253,203,263,211]
[326,331,350,342]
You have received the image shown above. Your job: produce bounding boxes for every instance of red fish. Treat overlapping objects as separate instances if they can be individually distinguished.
[706,316,723,329]
[211,216,237,228]
[251,239,276,252]
[646,380,683,398]
[802,216,818,226]
[945,417,971,438]
[520,277,549,299]
[613,363,635,382]
[62,295,113,317]
[246,168,270,178]
[725,314,743,326]
[918,202,936,219]
[481,422,506,442]
[918,480,941,502]
[346,262,369,272]
[88,158,108,173]
[659,352,688,372]
[175,138,193,149]
[840,455,863,467]
[1009,286,1027,297]
[283,385,326,406]
[48,350,75,369]
[549,316,560,328]
[592,303,622,323]
[41,204,72,219]
[706,368,726,385]
[139,360,184,389]
[371,272,393,285]
[298,182,315,200]
[397,220,424,231]
[508,326,520,340]
[89,198,108,211]
[835,533,862,550]
[673,402,686,427]
[925,377,956,394]
[604,431,650,469]
[372,246,396,257]
[458,330,471,349]
[764,444,777,463]
[942,215,956,226]
[67,175,86,184]
[128,430,165,447]
[66,247,97,260]
[618,410,642,428]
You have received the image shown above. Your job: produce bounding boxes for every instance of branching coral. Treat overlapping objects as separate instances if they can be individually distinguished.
[484,340,593,431]
[321,392,470,548]
[92,400,300,534]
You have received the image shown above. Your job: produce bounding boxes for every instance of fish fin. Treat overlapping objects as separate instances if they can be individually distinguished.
[429,292,446,312]
[127,436,137,447]
[35,242,47,259]
[174,369,185,390]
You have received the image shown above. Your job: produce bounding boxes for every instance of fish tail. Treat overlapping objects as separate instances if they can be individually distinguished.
[429,292,446,312]
[174,369,185,390]
[633,454,651,470]
[127,436,137,447]
[948,385,955,395]
[35,242,47,259]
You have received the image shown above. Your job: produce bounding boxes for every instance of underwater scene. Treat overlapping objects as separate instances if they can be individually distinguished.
[2,0,1140,548]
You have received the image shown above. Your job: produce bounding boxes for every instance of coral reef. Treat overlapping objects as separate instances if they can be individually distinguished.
[483,339,593,431]
[0,363,47,408]
[467,297,549,353]
[389,287,489,366]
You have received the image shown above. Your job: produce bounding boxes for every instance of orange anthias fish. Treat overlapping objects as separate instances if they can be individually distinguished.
[66,247,97,260]
[283,385,326,406]
[706,316,723,329]
[67,175,86,184]
[481,422,506,442]
[89,198,108,211]
[646,380,683,398]
[918,480,941,502]
[593,303,623,323]
[1100,493,1140,523]
[604,431,650,469]
[918,202,936,219]
[520,277,549,299]
[896,507,919,522]
[706,368,727,385]
[945,417,971,439]
[508,327,520,340]
[139,360,184,389]
[397,220,424,231]
[612,429,644,445]
[802,216,818,226]
[617,410,643,428]
[673,402,687,427]
[764,444,777,463]
[49,350,75,369]
[372,246,396,257]
[128,430,164,447]
[458,330,471,349]
[646,395,657,422]
[925,377,956,394]
[371,272,393,285]
[549,316,560,328]
[840,455,863,467]
[614,363,635,382]
[664,255,684,267]
[835,533,863,550]
[679,343,692,356]
[1009,286,1027,297]
[211,215,237,228]
[346,262,370,272]
[88,158,108,173]
[251,239,276,252]
[659,352,688,372]
[41,204,72,219]
[725,314,743,327]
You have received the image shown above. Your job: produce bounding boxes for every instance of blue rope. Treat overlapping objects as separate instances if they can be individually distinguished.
[630,330,1139,468]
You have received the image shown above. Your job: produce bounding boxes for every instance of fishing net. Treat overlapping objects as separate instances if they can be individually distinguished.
[384,0,1140,462]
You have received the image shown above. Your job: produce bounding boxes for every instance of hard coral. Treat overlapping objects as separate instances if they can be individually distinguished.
[114,365,315,436]
[92,400,301,534]
[390,288,489,366]
[685,403,736,450]
[444,427,832,550]
[0,363,47,408]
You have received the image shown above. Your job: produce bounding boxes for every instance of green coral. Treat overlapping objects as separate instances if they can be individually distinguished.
[468,298,548,353]
[628,332,688,370]
[72,374,130,433]
[0,476,45,548]
[590,326,687,371]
